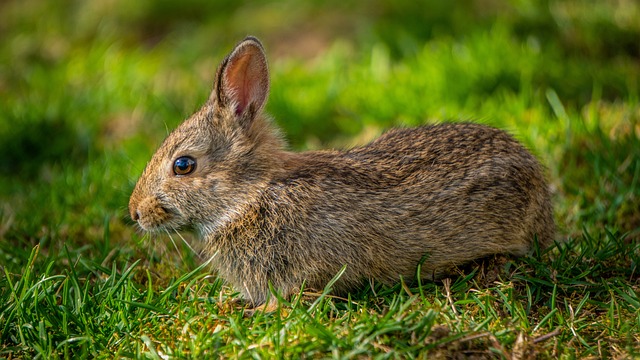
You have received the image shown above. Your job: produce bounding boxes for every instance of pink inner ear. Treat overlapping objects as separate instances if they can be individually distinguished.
[235,78,248,115]
[223,46,268,117]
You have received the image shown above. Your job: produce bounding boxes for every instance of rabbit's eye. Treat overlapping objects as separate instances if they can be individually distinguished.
[173,156,196,176]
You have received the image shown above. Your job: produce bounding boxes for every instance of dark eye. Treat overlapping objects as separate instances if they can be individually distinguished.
[173,156,196,176]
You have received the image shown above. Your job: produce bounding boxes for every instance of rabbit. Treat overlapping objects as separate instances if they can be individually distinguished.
[129,36,555,310]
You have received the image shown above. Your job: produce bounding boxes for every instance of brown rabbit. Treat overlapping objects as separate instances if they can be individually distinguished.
[129,36,555,309]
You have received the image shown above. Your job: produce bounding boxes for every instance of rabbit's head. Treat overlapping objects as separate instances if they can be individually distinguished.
[129,37,282,235]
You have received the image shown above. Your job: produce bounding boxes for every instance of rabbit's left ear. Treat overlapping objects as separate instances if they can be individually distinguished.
[212,36,270,126]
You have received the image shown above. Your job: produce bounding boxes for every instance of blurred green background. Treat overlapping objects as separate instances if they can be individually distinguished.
[0,0,638,277]
[1,0,639,357]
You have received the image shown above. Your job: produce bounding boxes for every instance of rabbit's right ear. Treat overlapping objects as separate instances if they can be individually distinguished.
[212,37,269,129]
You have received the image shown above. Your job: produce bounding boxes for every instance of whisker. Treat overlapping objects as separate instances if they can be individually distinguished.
[164,228,185,263]
[152,233,161,265]
[136,231,155,264]
[144,232,153,260]
[173,227,199,256]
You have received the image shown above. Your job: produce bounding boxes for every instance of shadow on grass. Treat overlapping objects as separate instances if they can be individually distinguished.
[0,116,92,181]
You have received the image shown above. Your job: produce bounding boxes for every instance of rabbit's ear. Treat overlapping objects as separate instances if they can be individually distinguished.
[212,37,269,126]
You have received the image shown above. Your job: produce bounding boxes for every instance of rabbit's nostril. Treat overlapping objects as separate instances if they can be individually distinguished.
[132,209,141,221]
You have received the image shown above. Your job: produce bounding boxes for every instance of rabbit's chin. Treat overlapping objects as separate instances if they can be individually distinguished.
[196,215,234,238]
[196,200,253,238]
[190,199,253,238]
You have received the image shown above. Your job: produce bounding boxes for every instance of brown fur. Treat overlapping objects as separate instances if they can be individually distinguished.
[129,36,555,306]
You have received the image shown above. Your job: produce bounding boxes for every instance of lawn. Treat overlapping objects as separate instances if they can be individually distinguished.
[1,0,639,358]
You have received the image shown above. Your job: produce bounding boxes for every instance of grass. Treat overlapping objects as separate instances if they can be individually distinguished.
[1,0,639,358]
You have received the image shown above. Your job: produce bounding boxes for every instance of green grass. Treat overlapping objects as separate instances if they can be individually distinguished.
[1,0,639,358]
